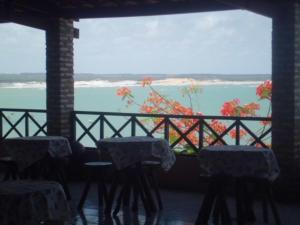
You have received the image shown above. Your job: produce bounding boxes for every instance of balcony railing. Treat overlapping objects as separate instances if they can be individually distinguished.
[0,108,47,139]
[73,110,272,153]
[0,108,271,152]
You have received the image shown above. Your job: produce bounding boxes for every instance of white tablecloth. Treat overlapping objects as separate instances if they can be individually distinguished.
[198,145,280,181]
[97,136,176,171]
[2,136,72,171]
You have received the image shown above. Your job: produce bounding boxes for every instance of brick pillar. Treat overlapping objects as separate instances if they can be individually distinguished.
[272,2,300,196]
[46,19,74,138]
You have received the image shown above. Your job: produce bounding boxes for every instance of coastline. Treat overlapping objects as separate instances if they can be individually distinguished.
[0,78,265,89]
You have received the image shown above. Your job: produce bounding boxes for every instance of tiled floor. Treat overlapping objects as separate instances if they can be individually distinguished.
[67,182,300,225]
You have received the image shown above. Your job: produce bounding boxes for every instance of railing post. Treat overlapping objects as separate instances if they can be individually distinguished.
[131,116,136,136]
[236,120,240,145]
[0,111,2,139]
[100,114,104,139]
[164,117,169,142]
[24,111,29,137]
[70,111,76,142]
[199,117,204,150]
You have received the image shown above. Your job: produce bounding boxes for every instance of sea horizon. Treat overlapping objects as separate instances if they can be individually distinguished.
[0,73,270,89]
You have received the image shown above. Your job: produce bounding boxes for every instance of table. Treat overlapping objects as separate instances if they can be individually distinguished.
[195,145,281,225]
[0,181,70,225]
[97,136,176,215]
[1,136,72,171]
[1,136,72,199]
[198,145,280,181]
[97,136,176,171]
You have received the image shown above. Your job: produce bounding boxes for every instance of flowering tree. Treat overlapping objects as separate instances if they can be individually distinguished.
[220,80,272,145]
[117,78,272,154]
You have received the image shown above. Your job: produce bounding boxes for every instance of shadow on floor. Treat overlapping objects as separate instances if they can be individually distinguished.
[67,182,300,225]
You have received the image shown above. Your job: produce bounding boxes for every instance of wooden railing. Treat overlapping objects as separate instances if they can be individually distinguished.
[72,110,272,152]
[0,108,47,139]
[0,108,271,152]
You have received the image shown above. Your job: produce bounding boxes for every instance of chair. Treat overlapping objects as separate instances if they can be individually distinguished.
[77,162,112,210]
[0,156,19,180]
[142,160,163,210]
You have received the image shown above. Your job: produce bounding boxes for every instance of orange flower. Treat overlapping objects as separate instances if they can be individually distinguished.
[140,105,155,113]
[116,87,131,97]
[260,118,271,126]
[210,119,227,134]
[229,129,247,138]
[256,80,272,100]
[220,99,240,116]
[142,77,153,87]
[221,99,260,117]
[243,103,260,116]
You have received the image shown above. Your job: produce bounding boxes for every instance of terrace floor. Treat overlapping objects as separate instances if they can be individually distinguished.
[67,182,300,225]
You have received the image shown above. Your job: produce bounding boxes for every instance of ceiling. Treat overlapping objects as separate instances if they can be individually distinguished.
[0,0,286,30]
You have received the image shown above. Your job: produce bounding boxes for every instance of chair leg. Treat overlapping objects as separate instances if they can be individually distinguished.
[148,168,163,210]
[113,184,127,215]
[105,172,119,215]
[195,178,218,225]
[103,182,109,205]
[213,197,220,225]
[139,168,156,212]
[136,172,151,216]
[261,190,269,223]
[265,181,282,225]
[219,184,231,225]
[56,166,71,200]
[235,179,246,225]
[131,184,139,212]
[77,174,92,210]
[97,180,104,210]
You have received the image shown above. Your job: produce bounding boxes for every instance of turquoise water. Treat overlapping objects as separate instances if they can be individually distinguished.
[0,83,271,148]
[0,84,269,115]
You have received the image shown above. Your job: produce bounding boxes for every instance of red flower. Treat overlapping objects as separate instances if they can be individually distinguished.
[221,99,260,117]
[116,87,132,97]
[229,129,247,138]
[210,119,227,134]
[221,99,240,116]
[142,77,153,87]
[256,80,272,100]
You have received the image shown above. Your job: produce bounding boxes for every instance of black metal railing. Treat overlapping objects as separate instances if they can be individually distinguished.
[0,108,47,139]
[73,110,272,152]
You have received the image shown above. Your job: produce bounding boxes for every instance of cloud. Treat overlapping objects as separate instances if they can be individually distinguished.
[0,10,271,74]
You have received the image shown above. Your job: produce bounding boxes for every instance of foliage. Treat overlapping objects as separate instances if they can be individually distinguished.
[116,78,272,154]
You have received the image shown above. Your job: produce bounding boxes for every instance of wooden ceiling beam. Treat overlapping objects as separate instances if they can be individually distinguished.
[13,0,59,17]
[215,0,280,18]
[58,1,237,19]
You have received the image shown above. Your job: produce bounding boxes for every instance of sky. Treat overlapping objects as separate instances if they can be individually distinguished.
[0,10,272,75]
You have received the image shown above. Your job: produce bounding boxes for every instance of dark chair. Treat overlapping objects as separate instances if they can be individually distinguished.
[106,160,162,216]
[77,161,112,210]
[141,160,163,210]
[105,162,155,216]
[195,176,282,225]
[0,156,19,180]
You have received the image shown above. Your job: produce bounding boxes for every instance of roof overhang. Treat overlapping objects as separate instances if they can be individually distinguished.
[0,0,289,31]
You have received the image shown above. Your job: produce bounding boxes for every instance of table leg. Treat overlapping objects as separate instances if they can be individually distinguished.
[139,168,157,212]
[105,171,120,215]
[195,177,218,225]
[264,180,282,225]
[77,173,92,210]
[235,178,246,225]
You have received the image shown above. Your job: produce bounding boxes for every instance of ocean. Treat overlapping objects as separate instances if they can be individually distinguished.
[0,73,271,115]
[0,74,271,148]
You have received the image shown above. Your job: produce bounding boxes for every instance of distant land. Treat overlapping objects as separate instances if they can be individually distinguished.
[0,73,271,83]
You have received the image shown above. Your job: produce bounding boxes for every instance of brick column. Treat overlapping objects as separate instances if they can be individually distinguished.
[272,2,300,196]
[46,19,74,138]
